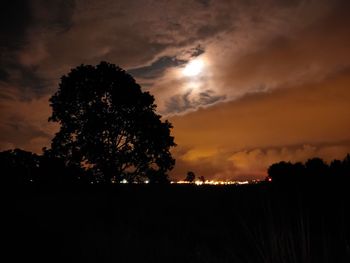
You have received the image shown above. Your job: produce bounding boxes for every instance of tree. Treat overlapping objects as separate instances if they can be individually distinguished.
[0,148,88,186]
[48,61,176,183]
[39,150,86,185]
[267,161,294,183]
[185,171,196,183]
[198,175,205,183]
[267,154,350,184]
[305,158,328,178]
[0,149,40,185]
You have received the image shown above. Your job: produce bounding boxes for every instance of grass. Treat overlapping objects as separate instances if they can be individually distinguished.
[6,182,350,262]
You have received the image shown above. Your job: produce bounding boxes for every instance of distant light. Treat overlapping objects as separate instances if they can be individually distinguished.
[236,181,249,185]
[194,180,203,185]
[120,179,128,184]
[144,180,149,184]
[174,180,253,185]
[183,59,204,77]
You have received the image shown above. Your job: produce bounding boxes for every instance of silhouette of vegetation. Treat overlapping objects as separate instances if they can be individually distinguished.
[185,171,196,182]
[267,154,350,184]
[48,61,176,183]
[0,148,86,186]
[198,175,205,183]
[1,62,175,186]
[0,149,40,185]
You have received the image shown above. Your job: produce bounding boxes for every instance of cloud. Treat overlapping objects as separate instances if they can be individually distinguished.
[3,0,349,110]
[171,143,350,181]
[0,88,57,153]
[164,89,226,114]
[0,0,33,50]
[0,0,76,97]
[128,56,187,80]
[169,69,350,179]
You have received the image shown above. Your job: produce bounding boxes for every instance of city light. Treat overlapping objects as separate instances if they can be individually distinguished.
[170,180,254,185]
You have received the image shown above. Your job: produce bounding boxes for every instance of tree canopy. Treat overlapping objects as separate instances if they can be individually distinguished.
[267,154,350,184]
[48,61,176,183]
[0,149,40,185]
[184,171,196,182]
[0,148,84,186]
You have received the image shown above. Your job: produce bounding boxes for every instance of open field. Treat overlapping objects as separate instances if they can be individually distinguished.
[6,183,350,263]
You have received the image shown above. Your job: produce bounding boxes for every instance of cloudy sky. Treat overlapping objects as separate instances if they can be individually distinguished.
[1,0,350,180]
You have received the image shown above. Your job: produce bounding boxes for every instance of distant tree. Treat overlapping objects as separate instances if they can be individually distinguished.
[267,154,350,184]
[342,154,350,174]
[292,162,306,180]
[267,161,307,183]
[48,62,176,183]
[0,149,40,185]
[267,161,294,183]
[330,154,350,181]
[198,175,205,183]
[305,158,328,178]
[0,148,88,186]
[185,171,196,183]
[330,159,343,177]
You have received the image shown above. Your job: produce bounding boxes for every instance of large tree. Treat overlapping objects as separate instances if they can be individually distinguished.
[48,62,176,183]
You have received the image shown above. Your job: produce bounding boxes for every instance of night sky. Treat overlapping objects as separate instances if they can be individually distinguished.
[1,0,350,180]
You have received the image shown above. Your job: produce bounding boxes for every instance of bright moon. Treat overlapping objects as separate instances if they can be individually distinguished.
[183,59,204,77]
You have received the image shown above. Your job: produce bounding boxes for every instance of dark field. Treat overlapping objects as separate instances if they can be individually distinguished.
[6,183,350,263]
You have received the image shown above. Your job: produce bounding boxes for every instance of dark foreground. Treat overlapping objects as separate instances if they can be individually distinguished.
[5,183,350,263]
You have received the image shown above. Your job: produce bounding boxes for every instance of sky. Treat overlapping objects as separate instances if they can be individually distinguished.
[1,0,350,180]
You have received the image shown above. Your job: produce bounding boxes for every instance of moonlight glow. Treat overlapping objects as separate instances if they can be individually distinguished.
[183,59,204,77]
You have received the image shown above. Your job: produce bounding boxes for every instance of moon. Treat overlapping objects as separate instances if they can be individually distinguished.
[183,59,204,77]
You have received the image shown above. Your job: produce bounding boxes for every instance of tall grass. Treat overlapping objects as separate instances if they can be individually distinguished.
[235,185,350,263]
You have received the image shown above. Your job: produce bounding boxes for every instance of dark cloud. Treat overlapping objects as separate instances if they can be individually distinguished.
[31,0,75,32]
[0,0,33,89]
[190,45,205,57]
[0,69,9,81]
[196,0,211,8]
[0,0,33,50]
[0,120,50,145]
[127,46,205,80]
[128,56,186,79]
[15,66,49,98]
[0,0,75,98]
[0,64,49,99]
[165,89,226,114]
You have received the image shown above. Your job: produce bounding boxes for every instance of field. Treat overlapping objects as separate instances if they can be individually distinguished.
[6,183,350,263]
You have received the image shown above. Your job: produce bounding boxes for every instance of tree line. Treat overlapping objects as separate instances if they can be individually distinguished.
[267,154,350,184]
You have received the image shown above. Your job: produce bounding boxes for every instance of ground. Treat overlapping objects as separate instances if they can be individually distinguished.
[5,183,350,263]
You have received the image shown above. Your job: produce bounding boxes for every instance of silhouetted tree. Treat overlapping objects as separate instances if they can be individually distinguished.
[305,158,328,178]
[267,161,294,183]
[267,154,350,184]
[185,171,195,182]
[330,159,343,177]
[0,149,40,185]
[48,62,176,183]
[342,154,350,175]
[0,148,88,186]
[198,175,205,183]
[39,149,86,185]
